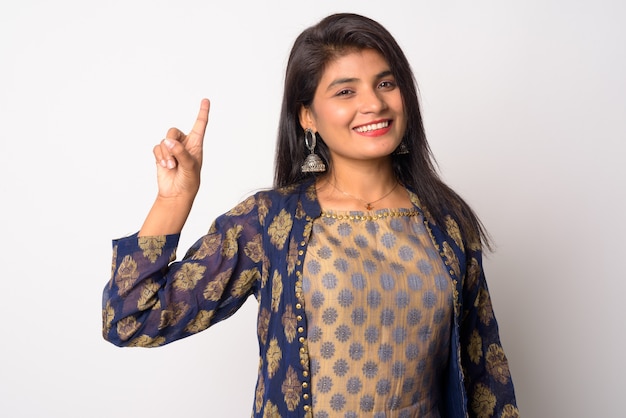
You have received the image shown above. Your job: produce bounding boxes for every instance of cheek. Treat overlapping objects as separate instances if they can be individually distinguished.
[318,104,352,128]
[394,102,407,129]
[392,94,405,114]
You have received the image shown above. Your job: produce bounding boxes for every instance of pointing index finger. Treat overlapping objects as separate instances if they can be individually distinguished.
[187,98,210,144]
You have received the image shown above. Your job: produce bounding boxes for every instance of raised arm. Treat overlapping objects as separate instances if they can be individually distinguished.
[139,98,210,236]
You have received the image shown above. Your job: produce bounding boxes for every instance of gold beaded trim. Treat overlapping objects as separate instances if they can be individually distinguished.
[319,209,419,221]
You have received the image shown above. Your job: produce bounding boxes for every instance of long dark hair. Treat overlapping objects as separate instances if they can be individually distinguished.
[274,13,490,249]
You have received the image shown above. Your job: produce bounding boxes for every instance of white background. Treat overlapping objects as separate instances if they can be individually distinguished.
[1,1,624,417]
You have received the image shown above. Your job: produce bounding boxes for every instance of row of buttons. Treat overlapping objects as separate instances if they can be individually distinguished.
[295,221,312,413]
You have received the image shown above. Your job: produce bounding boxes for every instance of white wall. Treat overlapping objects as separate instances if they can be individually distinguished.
[1,1,624,417]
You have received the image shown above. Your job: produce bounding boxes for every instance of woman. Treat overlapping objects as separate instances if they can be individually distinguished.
[103,13,518,418]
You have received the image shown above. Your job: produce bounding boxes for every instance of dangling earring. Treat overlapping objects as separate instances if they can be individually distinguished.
[301,128,326,173]
[394,141,409,155]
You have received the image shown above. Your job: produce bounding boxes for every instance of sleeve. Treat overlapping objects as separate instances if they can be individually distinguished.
[102,195,265,347]
[460,247,520,418]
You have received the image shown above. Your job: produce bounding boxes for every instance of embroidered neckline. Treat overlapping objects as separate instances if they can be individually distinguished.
[319,208,419,221]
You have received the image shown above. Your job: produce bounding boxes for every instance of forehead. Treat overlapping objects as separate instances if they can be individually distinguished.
[319,49,391,82]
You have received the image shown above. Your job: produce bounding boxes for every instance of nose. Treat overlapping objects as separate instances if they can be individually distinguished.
[359,88,387,114]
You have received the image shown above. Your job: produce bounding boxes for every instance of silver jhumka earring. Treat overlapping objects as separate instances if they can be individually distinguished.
[301,128,326,173]
[394,141,410,155]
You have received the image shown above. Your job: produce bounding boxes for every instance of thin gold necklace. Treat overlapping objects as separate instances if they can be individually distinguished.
[329,181,399,210]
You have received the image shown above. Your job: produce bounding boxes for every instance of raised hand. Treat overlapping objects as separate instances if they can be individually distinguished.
[153,98,210,200]
[139,99,210,236]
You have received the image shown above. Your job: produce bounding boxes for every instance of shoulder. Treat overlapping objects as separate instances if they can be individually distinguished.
[220,180,320,231]
[408,189,481,256]
[256,181,320,212]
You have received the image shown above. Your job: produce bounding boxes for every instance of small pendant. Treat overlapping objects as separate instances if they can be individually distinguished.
[365,203,373,210]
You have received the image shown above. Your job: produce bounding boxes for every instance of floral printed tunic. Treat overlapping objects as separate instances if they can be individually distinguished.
[102,180,519,417]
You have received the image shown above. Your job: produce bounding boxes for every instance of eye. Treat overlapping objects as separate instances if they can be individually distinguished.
[378,80,396,89]
[335,88,354,96]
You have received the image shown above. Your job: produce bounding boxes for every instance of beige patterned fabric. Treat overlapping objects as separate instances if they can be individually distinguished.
[303,209,453,417]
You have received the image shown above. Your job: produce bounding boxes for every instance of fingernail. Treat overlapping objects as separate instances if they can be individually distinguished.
[167,159,176,169]
[160,159,167,168]
[164,138,175,149]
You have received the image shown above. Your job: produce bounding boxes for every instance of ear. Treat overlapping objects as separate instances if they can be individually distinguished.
[299,105,316,131]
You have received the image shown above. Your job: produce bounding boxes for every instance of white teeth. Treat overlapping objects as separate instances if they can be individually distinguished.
[355,121,390,132]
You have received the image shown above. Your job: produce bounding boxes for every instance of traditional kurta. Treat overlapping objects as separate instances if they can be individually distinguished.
[303,209,453,417]
[102,180,519,417]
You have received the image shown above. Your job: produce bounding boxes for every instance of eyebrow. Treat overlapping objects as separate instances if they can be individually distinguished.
[325,70,393,92]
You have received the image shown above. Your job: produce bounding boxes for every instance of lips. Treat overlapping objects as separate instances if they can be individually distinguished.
[353,120,393,136]
[354,120,391,133]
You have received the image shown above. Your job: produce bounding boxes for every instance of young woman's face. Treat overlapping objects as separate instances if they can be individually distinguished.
[300,49,407,167]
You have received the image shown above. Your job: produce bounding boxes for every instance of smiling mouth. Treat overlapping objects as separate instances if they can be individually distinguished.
[354,120,391,133]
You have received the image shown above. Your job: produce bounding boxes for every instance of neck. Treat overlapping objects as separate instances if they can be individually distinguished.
[323,159,396,198]
[315,158,411,211]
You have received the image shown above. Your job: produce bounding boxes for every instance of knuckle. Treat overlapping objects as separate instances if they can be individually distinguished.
[166,127,180,137]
